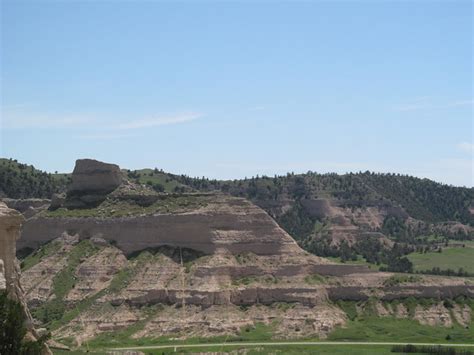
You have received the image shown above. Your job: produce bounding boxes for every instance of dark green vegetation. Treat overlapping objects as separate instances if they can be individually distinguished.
[391,344,473,355]
[126,168,192,193]
[166,171,474,225]
[0,291,48,355]
[0,158,69,198]
[127,169,474,276]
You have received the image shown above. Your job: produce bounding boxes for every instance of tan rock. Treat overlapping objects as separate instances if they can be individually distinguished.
[0,202,52,354]
[414,303,453,327]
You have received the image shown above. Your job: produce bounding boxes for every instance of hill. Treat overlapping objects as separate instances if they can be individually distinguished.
[2,159,473,274]
[8,159,474,351]
[0,158,69,199]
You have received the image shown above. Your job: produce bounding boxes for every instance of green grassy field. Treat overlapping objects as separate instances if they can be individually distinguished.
[325,255,384,270]
[407,247,474,274]
[328,316,474,344]
[51,344,414,355]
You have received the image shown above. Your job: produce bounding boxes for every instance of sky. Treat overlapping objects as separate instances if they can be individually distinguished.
[1,0,472,187]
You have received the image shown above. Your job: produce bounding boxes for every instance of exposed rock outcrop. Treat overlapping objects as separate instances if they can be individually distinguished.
[64,159,123,208]
[0,201,25,293]
[0,202,51,354]
[20,194,308,256]
[0,259,5,291]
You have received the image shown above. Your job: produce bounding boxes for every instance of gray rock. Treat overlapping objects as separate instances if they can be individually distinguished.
[68,159,123,195]
[65,159,124,208]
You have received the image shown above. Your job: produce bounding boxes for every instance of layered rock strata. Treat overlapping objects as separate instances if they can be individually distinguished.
[20,195,308,257]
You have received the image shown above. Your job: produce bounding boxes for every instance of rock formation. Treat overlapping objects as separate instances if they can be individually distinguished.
[0,259,5,291]
[63,158,123,208]
[0,202,51,354]
[20,194,307,256]
[0,201,25,293]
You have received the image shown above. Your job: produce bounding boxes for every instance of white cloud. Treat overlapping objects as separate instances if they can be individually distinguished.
[117,113,202,130]
[457,142,474,154]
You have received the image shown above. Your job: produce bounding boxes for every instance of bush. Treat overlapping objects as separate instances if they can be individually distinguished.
[0,291,48,354]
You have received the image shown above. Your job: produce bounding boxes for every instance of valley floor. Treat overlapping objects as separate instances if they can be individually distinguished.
[53,342,474,355]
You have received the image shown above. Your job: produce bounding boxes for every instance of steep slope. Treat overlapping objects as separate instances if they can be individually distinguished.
[20,235,474,347]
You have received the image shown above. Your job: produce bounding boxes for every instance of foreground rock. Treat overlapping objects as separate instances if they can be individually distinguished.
[0,202,51,354]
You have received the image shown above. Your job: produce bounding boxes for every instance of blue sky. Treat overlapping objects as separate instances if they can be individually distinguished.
[1,1,472,186]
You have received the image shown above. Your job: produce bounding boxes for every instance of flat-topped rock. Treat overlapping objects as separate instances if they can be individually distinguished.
[63,159,124,208]
[68,159,123,195]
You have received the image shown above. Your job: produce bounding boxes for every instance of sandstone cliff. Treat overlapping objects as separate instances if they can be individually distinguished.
[0,202,51,354]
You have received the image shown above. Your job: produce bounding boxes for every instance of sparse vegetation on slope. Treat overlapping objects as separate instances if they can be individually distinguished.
[42,193,210,218]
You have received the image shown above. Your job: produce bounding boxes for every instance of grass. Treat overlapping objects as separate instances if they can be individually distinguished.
[20,240,62,271]
[42,194,209,218]
[87,321,276,349]
[328,316,474,344]
[32,240,100,327]
[383,274,422,287]
[325,255,384,270]
[51,249,157,332]
[407,247,474,274]
[232,275,280,286]
[52,344,413,355]
[128,168,193,193]
[304,274,326,285]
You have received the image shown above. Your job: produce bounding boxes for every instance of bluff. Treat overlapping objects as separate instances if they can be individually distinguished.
[12,159,474,348]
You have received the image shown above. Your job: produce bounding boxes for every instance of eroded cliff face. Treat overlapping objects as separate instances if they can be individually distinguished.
[19,234,474,346]
[0,201,26,299]
[19,194,307,257]
[0,202,51,354]
[13,159,474,348]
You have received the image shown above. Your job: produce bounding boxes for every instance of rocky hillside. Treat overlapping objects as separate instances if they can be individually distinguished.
[2,158,473,274]
[129,169,474,273]
[3,159,472,349]
[20,231,474,348]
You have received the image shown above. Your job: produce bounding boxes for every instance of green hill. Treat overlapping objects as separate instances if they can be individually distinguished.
[0,158,69,199]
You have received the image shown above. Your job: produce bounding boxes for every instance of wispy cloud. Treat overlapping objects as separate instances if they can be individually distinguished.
[457,142,474,154]
[76,133,135,140]
[1,109,203,131]
[394,98,473,111]
[117,112,202,130]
